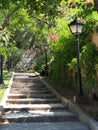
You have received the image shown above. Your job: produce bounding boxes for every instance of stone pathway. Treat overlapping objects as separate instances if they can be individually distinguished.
[0,72,90,130]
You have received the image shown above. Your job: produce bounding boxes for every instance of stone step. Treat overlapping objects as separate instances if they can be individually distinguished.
[9,89,52,94]
[7,94,57,99]
[6,98,61,104]
[13,76,41,81]
[2,111,78,123]
[13,82,41,86]
[13,74,36,78]
[0,122,90,130]
[13,78,38,83]
[10,86,48,91]
[13,76,39,79]
[11,84,47,89]
[4,103,67,112]
[13,76,34,79]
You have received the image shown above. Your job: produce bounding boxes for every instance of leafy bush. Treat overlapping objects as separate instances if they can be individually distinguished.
[34,54,46,73]
[8,47,22,67]
[47,1,98,94]
[49,22,77,87]
[34,53,52,74]
[81,43,98,93]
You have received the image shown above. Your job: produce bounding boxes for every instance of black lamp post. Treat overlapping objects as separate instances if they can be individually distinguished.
[69,19,84,96]
[0,55,4,84]
[44,43,49,77]
[0,38,5,85]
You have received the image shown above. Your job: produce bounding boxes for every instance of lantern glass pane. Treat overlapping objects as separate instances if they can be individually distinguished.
[70,25,77,34]
[44,43,49,50]
[70,24,83,34]
[77,25,83,34]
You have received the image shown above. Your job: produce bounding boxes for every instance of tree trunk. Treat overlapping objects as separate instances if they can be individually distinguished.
[94,0,98,12]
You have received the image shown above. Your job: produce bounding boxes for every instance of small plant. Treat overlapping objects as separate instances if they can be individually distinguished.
[0,70,12,102]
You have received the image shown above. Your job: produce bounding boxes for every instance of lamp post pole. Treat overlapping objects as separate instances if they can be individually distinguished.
[0,38,6,85]
[69,19,84,96]
[0,55,4,84]
[45,49,48,76]
[44,43,49,77]
[76,34,83,96]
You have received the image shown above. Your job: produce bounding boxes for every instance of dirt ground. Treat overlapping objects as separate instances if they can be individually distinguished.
[79,100,98,121]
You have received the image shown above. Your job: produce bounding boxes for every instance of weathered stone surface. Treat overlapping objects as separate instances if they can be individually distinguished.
[15,49,40,71]
[0,122,90,130]
[0,73,90,130]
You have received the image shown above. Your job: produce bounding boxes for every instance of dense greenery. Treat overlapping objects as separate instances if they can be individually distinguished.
[0,0,98,95]
[34,0,98,95]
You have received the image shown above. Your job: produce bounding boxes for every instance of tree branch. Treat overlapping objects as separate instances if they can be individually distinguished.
[33,16,55,28]
[0,6,20,30]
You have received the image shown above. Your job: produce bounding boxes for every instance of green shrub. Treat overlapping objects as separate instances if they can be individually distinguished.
[48,17,98,94]
[34,54,46,73]
[8,48,22,67]
[81,43,98,93]
[34,53,52,74]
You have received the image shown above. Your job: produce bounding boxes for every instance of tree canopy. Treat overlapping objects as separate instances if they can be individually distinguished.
[0,0,98,94]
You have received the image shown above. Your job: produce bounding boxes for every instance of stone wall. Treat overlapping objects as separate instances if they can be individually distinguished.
[15,49,41,71]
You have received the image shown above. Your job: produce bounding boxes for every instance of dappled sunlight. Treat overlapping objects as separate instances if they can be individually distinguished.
[0,119,9,125]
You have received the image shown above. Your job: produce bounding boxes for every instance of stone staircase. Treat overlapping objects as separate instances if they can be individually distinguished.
[0,73,90,130]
